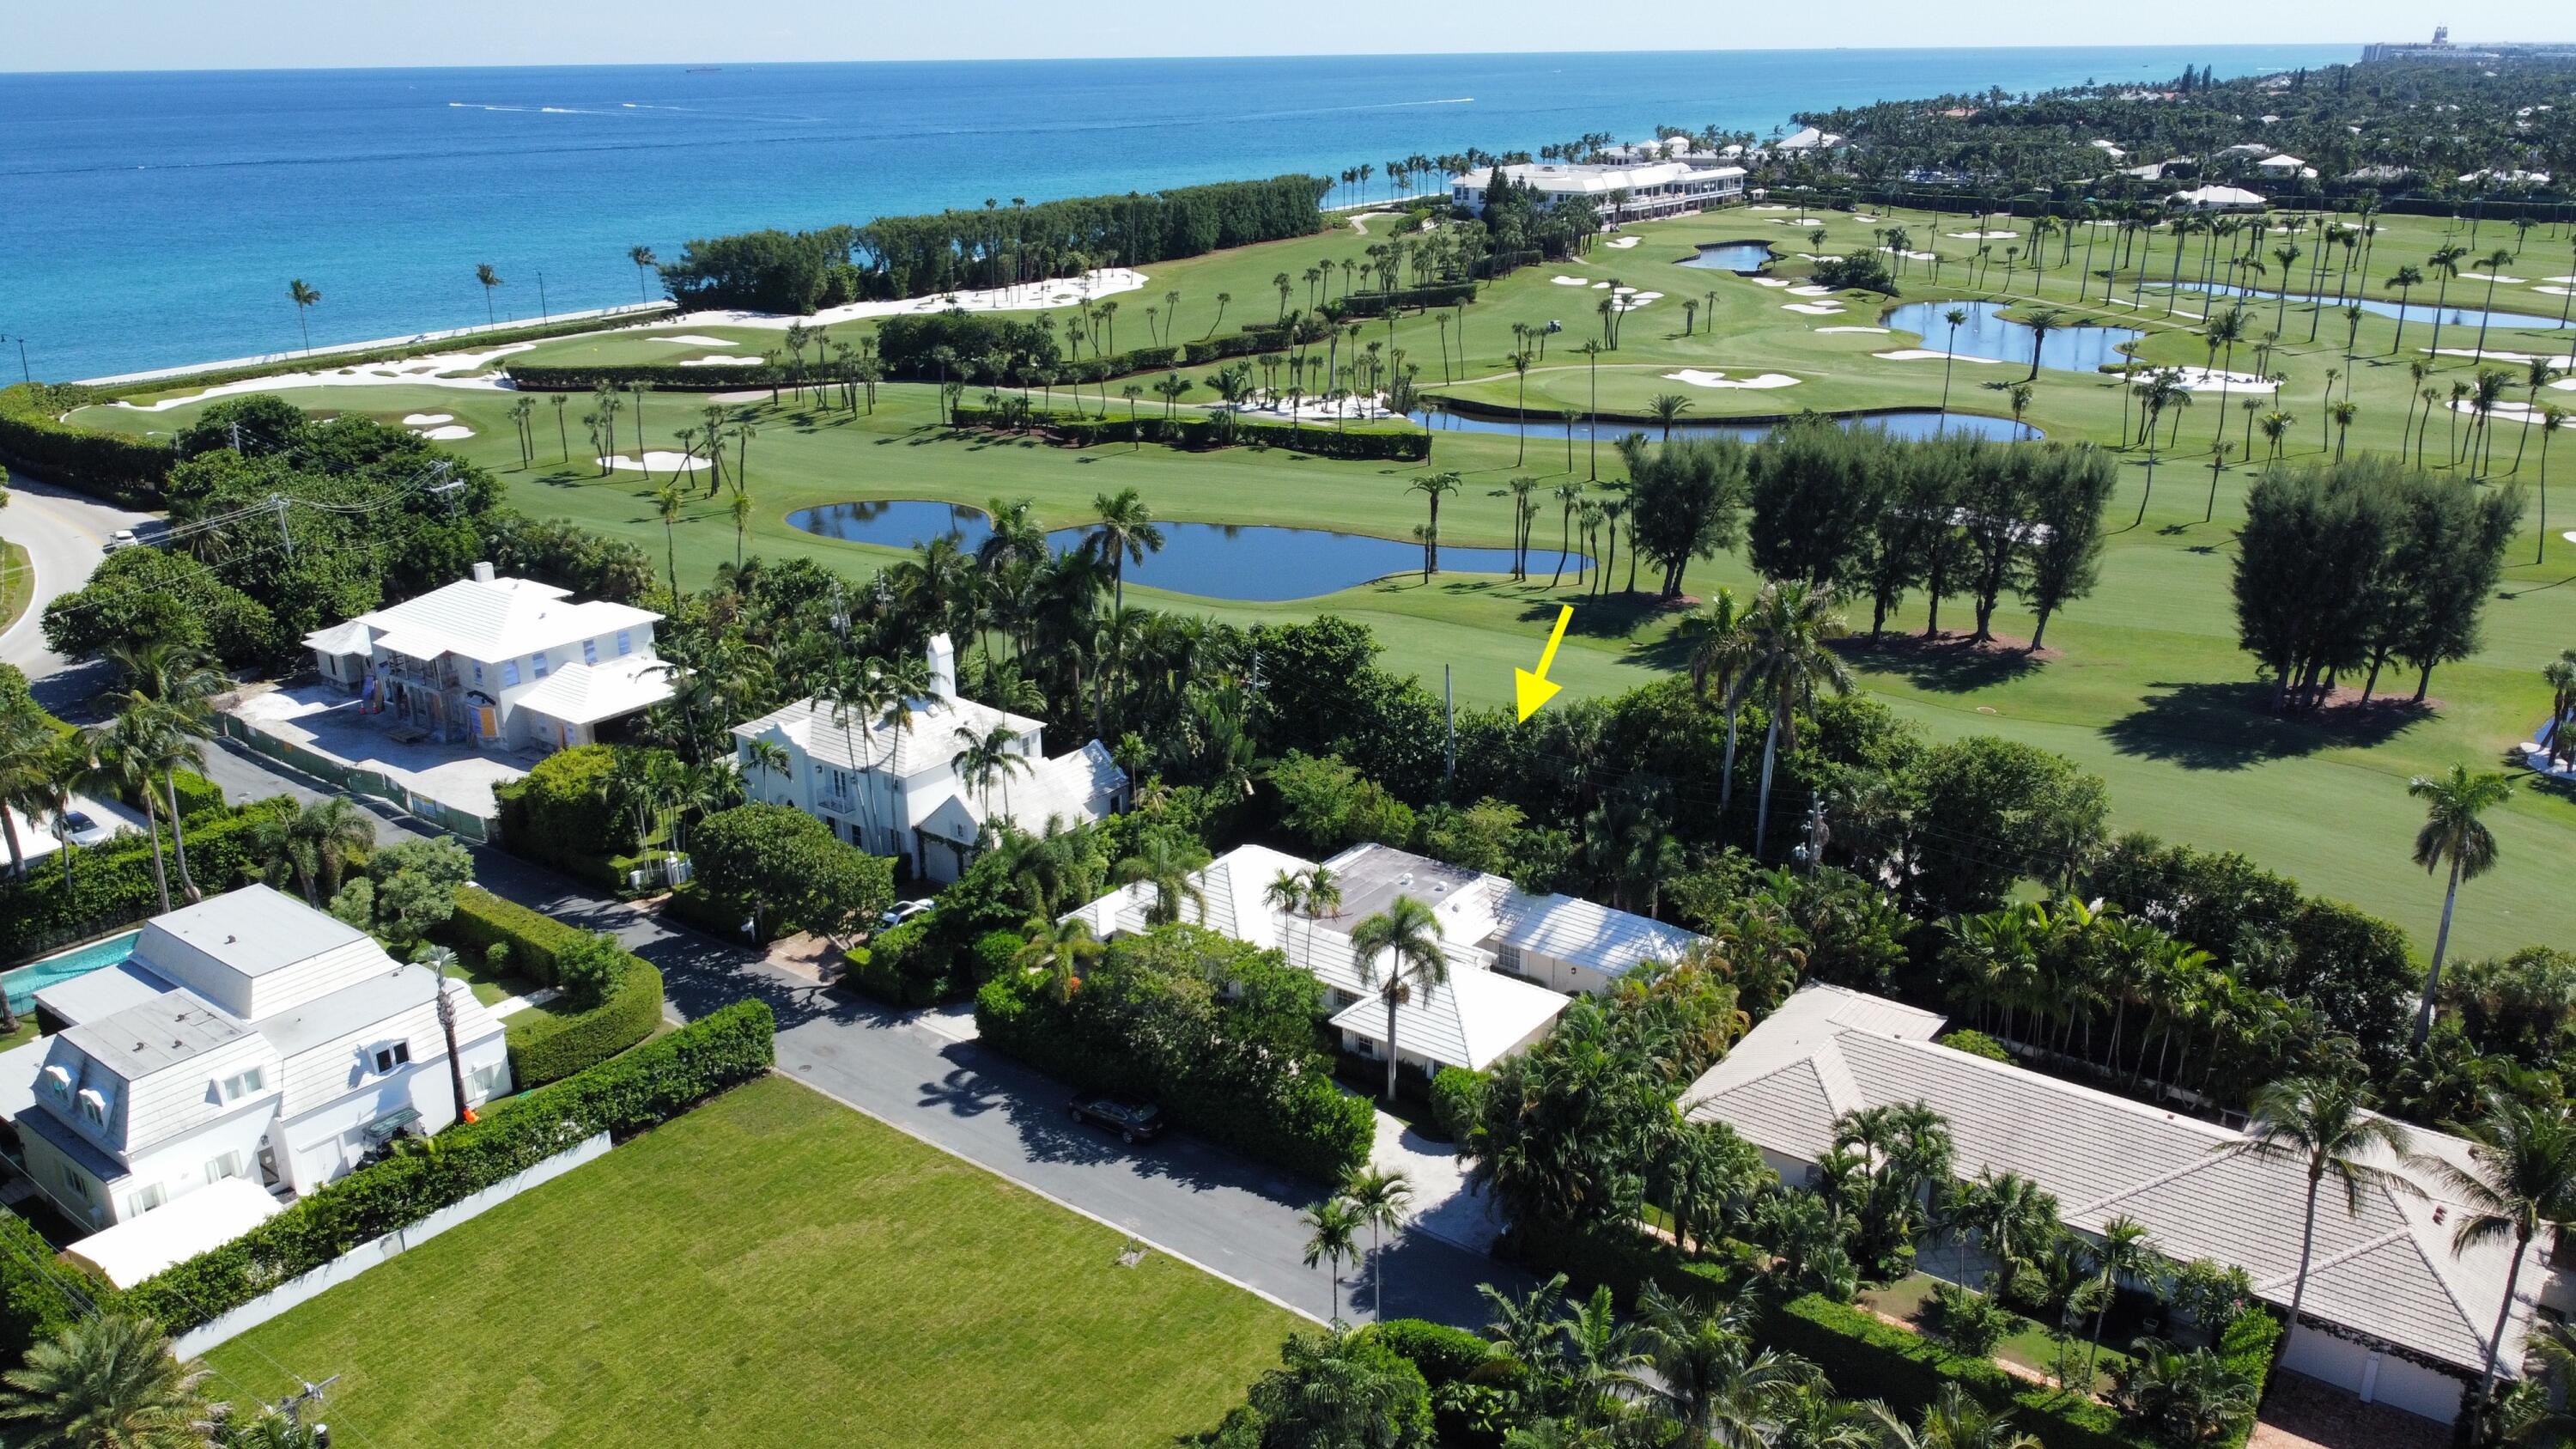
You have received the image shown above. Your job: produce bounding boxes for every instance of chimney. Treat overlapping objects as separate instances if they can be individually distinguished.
[926,634,957,700]
[471,561,495,584]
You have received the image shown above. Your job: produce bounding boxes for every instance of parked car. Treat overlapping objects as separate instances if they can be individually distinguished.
[879,898,935,929]
[1067,1092,1165,1144]
[101,529,140,554]
[51,810,116,847]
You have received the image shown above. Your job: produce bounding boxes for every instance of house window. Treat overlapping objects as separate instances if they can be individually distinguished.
[469,1062,505,1103]
[582,638,599,666]
[616,630,633,656]
[219,1068,265,1102]
[59,1167,89,1203]
[501,660,521,687]
[131,1182,168,1214]
[472,661,484,685]
[206,1149,247,1182]
[530,652,550,679]
[76,1087,107,1128]
[372,1042,412,1074]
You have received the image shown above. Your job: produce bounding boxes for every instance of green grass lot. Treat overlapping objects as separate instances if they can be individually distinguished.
[70,207,2576,958]
[1859,1271,2133,1395]
[200,1075,1292,1448]
[0,537,31,636]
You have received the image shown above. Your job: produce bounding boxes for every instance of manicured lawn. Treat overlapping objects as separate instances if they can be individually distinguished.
[1860,1271,2134,1396]
[69,208,2576,958]
[0,538,31,637]
[201,1075,1294,1448]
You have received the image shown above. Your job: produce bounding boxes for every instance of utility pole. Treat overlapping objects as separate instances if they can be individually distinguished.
[0,335,27,387]
[271,1371,338,1446]
[270,494,294,560]
[1797,797,1830,874]
[538,269,550,321]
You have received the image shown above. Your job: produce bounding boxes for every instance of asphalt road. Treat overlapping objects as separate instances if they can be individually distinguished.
[0,474,155,709]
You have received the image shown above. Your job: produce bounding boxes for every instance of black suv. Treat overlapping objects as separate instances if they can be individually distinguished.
[1067,1092,1165,1144]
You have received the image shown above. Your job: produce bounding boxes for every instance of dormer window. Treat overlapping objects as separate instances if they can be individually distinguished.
[76,1087,108,1127]
[582,638,599,667]
[372,1041,412,1074]
[40,1064,70,1099]
[219,1067,266,1102]
[616,630,633,656]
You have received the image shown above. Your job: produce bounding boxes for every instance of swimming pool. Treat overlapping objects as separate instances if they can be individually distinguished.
[3,931,143,1015]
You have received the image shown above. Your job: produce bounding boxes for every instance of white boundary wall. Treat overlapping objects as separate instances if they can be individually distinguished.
[171,1132,610,1358]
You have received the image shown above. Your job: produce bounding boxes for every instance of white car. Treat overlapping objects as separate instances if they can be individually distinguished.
[102,529,140,554]
[879,898,935,929]
[52,809,117,847]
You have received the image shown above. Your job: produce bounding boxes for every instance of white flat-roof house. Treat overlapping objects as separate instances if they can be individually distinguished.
[2168,185,2268,213]
[2254,154,2318,180]
[732,635,1124,884]
[3,886,509,1245]
[1453,161,1747,226]
[1686,983,2561,1425]
[1065,842,1704,1078]
[302,562,672,754]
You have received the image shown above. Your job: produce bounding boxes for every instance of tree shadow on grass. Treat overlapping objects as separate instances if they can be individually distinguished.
[1510,589,1686,642]
[2105,680,2433,770]
[1837,632,2045,693]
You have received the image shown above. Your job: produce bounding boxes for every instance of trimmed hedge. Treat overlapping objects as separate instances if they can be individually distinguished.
[841,916,954,1007]
[1762,1294,2136,1449]
[1321,280,1479,320]
[441,886,666,1085]
[1368,1318,1496,1386]
[1428,1067,1486,1143]
[0,383,173,506]
[119,999,774,1334]
[0,796,294,965]
[502,362,785,393]
[951,406,1431,461]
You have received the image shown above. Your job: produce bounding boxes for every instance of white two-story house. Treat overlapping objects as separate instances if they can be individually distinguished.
[732,635,1125,883]
[301,562,672,753]
[4,886,510,1242]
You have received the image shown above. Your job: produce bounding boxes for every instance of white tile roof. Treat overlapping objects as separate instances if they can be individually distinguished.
[134,885,368,981]
[1327,964,1570,1072]
[512,652,676,725]
[1494,891,1702,976]
[735,692,1045,781]
[1000,740,1125,834]
[305,574,659,666]
[62,1176,283,1288]
[1685,984,2545,1376]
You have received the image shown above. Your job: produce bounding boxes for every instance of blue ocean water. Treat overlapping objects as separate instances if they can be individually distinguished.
[2,47,2357,381]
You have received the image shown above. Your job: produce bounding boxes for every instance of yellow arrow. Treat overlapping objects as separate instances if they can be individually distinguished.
[1515,606,1574,721]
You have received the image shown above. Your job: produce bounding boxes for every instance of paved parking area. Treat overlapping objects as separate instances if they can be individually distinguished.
[223,682,529,818]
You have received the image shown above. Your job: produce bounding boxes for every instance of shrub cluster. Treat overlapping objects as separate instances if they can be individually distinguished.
[974,925,1375,1183]
[0,796,289,965]
[1319,280,1478,320]
[119,999,774,1334]
[490,745,640,888]
[441,887,665,1085]
[0,383,174,506]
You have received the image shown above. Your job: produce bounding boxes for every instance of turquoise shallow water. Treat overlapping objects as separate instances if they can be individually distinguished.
[3,931,142,1014]
[2,46,2355,381]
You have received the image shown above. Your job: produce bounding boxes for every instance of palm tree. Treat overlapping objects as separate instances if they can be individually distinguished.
[653,483,685,597]
[1637,1282,1819,1447]
[629,244,658,301]
[2081,1215,2155,1386]
[474,262,503,325]
[248,795,375,905]
[949,721,1030,823]
[2408,765,2515,1046]
[1115,831,1211,926]
[2219,1075,2412,1361]
[2330,400,2360,462]
[1264,868,1308,952]
[2539,407,2568,563]
[1649,393,1694,441]
[1950,1170,2060,1294]
[2415,1091,2576,1408]
[1348,894,1448,1102]
[287,279,320,354]
[2425,244,2470,359]
[1342,1166,1413,1324]
[1547,483,1583,588]
[1868,1384,2039,1449]
[0,1313,212,1449]
[1301,1196,1364,1324]
[0,708,49,881]
[1737,582,1856,855]
[1406,471,1461,575]
[2385,265,2424,355]
[1299,864,1341,965]
[1939,307,1969,415]
[99,638,222,901]
[2470,247,2520,360]
[1509,350,1534,464]
[1013,913,1100,1005]
[2018,307,2063,382]
[1088,488,1163,610]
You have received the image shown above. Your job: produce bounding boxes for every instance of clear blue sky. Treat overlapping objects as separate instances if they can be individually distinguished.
[7,2,2567,72]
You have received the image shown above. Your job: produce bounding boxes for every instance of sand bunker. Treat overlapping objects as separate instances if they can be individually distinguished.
[1879,247,1939,261]
[1664,369,1800,390]
[1787,284,1838,297]
[417,425,475,441]
[675,266,1148,330]
[1785,303,1849,316]
[2539,285,2574,298]
[400,412,454,425]
[2166,368,2279,393]
[1551,276,1591,286]
[1613,290,1663,311]
[1796,253,1844,263]
[2423,347,2576,364]
[2459,398,2576,424]
[1814,326,1893,334]
[1604,236,1641,249]
[647,334,738,347]
[1751,277,1792,289]
[106,344,534,411]
[1947,230,2020,240]
[679,356,762,367]
[1876,350,2006,364]
[598,451,708,472]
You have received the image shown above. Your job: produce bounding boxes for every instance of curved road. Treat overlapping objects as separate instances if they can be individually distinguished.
[0,472,155,714]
